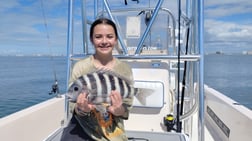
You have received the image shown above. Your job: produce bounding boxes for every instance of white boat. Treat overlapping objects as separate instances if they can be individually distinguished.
[0,0,252,141]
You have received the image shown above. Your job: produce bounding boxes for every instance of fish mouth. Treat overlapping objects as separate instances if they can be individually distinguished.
[65,93,73,100]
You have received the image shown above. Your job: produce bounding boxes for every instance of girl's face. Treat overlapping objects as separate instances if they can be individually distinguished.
[92,24,117,56]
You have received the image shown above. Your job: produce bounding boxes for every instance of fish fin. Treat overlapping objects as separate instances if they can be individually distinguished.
[95,105,107,113]
[134,88,153,105]
[95,69,133,85]
[95,104,110,114]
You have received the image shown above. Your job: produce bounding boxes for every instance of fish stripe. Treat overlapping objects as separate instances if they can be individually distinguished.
[122,80,128,98]
[113,76,121,94]
[93,73,102,97]
[78,76,87,86]
[109,75,116,90]
[118,77,124,97]
[86,73,97,95]
[98,73,109,100]
[83,75,92,91]
[126,83,132,98]
[103,73,111,95]
[98,73,108,102]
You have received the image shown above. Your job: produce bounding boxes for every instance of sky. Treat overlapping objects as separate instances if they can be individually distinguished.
[0,0,252,56]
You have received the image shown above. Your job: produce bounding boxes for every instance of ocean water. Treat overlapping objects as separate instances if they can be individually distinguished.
[0,56,67,118]
[204,54,252,109]
[0,55,251,118]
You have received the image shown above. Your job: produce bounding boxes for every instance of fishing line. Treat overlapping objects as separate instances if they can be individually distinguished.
[40,0,60,95]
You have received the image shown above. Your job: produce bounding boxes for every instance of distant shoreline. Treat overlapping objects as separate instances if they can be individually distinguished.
[0,54,66,57]
[1,53,252,57]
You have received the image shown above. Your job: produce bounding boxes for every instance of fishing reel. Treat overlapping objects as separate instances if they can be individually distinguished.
[163,114,176,132]
[124,0,140,5]
[49,80,61,98]
[137,10,153,26]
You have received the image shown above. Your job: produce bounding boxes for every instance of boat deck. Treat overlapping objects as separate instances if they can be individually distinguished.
[1,87,252,141]
[45,128,188,141]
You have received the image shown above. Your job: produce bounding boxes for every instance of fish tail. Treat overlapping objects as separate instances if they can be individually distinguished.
[134,88,153,105]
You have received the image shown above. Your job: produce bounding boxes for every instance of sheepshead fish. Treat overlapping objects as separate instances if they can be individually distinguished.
[66,70,151,106]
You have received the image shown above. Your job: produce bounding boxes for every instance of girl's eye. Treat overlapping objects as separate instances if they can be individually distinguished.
[107,35,114,38]
[95,35,102,39]
[94,34,115,39]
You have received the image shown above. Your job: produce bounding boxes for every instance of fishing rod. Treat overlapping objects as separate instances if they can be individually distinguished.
[176,0,182,133]
[40,0,60,97]
[180,24,190,115]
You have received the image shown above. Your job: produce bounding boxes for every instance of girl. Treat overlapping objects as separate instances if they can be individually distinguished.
[61,18,134,141]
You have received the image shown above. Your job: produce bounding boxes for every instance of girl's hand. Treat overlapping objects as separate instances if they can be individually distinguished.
[108,90,125,116]
[75,93,94,114]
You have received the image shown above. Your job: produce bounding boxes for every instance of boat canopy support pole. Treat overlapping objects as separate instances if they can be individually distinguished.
[66,0,74,120]
[161,8,177,55]
[81,0,88,54]
[198,0,205,140]
[103,0,128,55]
[135,0,164,55]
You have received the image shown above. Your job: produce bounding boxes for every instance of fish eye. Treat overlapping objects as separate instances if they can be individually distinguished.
[74,87,79,91]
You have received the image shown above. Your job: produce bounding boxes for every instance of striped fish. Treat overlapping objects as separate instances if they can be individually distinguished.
[66,70,151,105]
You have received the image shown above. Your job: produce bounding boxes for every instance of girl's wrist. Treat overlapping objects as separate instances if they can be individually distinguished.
[75,106,90,116]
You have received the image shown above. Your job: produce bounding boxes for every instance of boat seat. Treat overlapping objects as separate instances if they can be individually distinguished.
[124,66,173,132]
[133,80,164,108]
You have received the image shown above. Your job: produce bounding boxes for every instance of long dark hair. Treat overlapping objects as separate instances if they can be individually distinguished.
[89,18,118,42]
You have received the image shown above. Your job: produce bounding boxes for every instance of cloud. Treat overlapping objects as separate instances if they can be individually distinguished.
[205,1,252,23]
[205,20,252,41]
[0,0,68,55]
[0,0,252,55]
[204,0,252,53]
